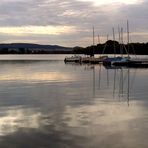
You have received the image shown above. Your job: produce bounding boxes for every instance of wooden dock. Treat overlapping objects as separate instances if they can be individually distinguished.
[81,56,108,64]
[64,55,148,68]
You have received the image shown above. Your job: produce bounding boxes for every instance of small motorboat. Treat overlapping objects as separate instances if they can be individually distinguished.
[64,55,82,63]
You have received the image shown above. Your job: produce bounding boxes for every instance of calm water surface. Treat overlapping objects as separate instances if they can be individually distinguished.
[0,54,148,148]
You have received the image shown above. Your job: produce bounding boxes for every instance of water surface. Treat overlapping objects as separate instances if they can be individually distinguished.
[0,54,147,148]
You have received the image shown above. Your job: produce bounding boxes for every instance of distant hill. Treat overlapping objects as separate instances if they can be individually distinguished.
[0,43,73,54]
[0,43,72,51]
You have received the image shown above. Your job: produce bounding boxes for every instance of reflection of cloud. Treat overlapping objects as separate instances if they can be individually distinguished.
[0,107,47,136]
[62,101,145,127]
[0,72,74,83]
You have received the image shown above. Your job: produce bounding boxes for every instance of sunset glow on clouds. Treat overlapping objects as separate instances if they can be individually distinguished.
[0,0,147,46]
[0,26,76,35]
[78,0,143,5]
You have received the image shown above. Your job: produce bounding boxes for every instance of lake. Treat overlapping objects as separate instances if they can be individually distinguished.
[0,54,148,148]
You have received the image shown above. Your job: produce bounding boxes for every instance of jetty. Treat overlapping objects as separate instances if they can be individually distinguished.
[64,27,108,64]
[64,22,148,68]
[64,55,108,64]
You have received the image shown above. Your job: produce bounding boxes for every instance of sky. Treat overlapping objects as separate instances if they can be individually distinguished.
[0,0,148,47]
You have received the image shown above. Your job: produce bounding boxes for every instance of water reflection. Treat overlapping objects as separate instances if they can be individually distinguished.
[0,56,147,147]
[62,100,147,127]
[0,71,73,82]
[0,107,47,136]
[83,64,133,105]
[0,61,74,83]
[95,65,141,106]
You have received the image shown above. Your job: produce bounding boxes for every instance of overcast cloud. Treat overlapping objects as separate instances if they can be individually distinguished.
[0,0,148,47]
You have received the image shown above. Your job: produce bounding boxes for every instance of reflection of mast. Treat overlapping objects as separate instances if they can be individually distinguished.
[113,68,117,98]
[117,68,130,105]
[127,68,130,106]
[98,64,101,89]
[119,68,130,106]
[107,68,109,87]
[130,69,137,90]
[118,68,123,99]
[93,65,95,97]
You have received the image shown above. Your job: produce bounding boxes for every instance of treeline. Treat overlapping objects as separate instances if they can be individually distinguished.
[0,41,148,55]
[73,40,148,55]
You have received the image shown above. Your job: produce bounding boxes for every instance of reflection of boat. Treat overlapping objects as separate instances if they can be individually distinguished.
[104,58,148,68]
[103,64,122,70]
[64,55,82,63]
[125,61,148,68]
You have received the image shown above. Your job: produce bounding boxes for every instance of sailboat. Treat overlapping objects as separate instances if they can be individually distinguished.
[103,21,131,66]
[112,21,131,66]
[81,27,108,64]
[64,27,95,64]
[112,21,148,68]
[64,55,82,63]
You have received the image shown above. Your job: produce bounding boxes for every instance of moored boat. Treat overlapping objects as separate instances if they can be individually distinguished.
[64,55,82,63]
[90,56,108,64]
[103,56,128,66]
[103,21,131,66]
[111,57,130,66]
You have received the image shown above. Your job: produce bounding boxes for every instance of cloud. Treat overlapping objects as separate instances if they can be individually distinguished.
[0,0,147,46]
[78,0,143,6]
[0,25,76,35]
[0,0,108,27]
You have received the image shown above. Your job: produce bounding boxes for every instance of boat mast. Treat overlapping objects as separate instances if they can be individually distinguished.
[98,35,100,44]
[121,27,123,57]
[102,34,108,54]
[107,34,109,41]
[118,25,121,43]
[118,25,121,55]
[127,20,130,58]
[92,26,95,57]
[112,27,116,57]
